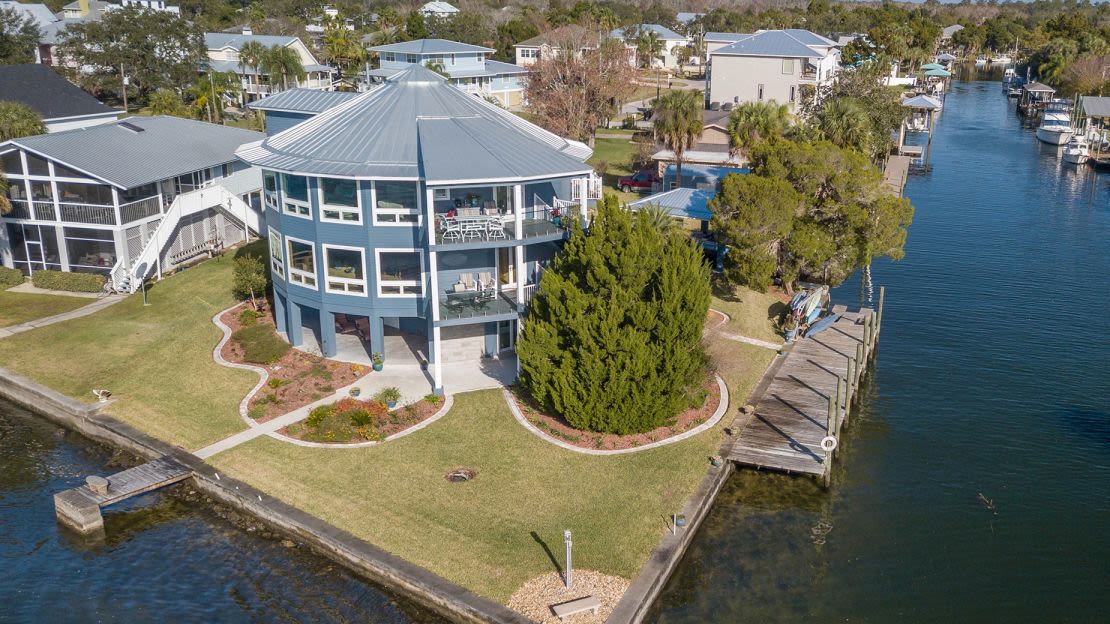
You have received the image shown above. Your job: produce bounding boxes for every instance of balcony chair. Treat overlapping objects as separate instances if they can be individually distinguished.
[438,215,461,242]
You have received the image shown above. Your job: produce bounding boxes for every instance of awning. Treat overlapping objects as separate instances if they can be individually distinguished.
[925,68,952,77]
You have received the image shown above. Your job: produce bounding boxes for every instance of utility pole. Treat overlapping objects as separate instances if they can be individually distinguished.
[120,64,128,112]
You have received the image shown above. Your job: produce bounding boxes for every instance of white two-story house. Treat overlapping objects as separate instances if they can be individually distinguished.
[611,24,688,69]
[205,28,335,100]
[706,29,840,111]
[368,39,527,108]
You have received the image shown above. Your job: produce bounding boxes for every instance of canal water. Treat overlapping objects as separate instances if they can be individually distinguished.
[0,399,444,623]
[650,77,1110,621]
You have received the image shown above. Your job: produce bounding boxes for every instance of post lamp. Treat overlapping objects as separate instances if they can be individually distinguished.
[563,529,573,590]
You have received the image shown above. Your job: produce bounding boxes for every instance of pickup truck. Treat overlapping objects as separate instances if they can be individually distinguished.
[617,170,656,193]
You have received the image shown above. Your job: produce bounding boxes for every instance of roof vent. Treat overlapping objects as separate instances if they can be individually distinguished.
[118,121,145,133]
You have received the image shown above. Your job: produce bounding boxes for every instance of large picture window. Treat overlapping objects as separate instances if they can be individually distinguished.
[286,237,317,288]
[373,181,420,225]
[376,249,423,296]
[320,177,360,223]
[268,229,284,276]
[1,150,22,175]
[281,174,310,217]
[324,245,366,295]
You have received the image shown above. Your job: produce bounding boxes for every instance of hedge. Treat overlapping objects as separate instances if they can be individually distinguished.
[0,267,23,289]
[30,270,105,293]
[231,324,291,364]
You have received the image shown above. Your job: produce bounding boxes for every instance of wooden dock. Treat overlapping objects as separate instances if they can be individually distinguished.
[54,455,194,534]
[728,291,883,485]
[884,155,911,196]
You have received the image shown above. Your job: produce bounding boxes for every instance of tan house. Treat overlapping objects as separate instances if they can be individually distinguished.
[706,29,840,112]
[513,25,604,66]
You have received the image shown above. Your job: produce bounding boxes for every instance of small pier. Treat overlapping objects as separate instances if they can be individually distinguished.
[727,289,883,485]
[54,456,194,534]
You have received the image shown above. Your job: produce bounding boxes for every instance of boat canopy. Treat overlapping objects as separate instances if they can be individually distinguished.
[925,68,952,77]
[921,63,945,70]
[903,94,943,110]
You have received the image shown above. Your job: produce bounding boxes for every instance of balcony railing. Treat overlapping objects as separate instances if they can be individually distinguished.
[120,195,162,223]
[5,199,31,219]
[32,201,56,220]
[434,207,566,245]
[439,290,518,322]
[60,203,116,225]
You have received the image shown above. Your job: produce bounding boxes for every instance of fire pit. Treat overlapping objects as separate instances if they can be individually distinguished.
[444,468,477,483]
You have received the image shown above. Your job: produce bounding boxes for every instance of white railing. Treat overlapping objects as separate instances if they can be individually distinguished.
[109,182,263,292]
[571,172,603,201]
[120,195,163,223]
[521,282,538,304]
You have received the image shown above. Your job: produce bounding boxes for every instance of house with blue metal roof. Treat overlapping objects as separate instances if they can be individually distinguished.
[0,116,265,292]
[707,29,840,111]
[235,64,601,393]
[205,28,335,101]
[367,38,527,108]
[611,24,689,68]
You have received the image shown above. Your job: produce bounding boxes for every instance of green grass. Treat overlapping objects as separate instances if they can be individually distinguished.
[589,137,648,204]
[0,248,260,450]
[0,290,91,328]
[711,283,789,344]
[209,385,750,602]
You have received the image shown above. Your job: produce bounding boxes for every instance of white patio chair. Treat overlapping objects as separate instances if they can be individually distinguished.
[439,216,462,242]
[487,216,507,240]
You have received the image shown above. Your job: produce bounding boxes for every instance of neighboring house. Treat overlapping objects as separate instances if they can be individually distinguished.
[0,64,121,132]
[513,24,604,66]
[368,38,527,108]
[205,28,335,100]
[704,31,751,57]
[676,12,703,25]
[0,117,264,292]
[0,1,61,63]
[248,88,360,134]
[234,65,601,393]
[419,1,457,18]
[611,24,688,68]
[941,24,964,42]
[707,29,841,111]
[34,0,179,66]
[652,111,746,185]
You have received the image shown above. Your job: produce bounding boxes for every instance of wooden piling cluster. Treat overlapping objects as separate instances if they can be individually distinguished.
[728,287,885,486]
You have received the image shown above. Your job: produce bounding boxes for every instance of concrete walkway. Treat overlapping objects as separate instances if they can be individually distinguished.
[0,293,126,338]
[7,282,104,298]
[705,308,783,351]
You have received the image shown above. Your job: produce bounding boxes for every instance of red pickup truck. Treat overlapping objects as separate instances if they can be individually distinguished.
[617,170,656,193]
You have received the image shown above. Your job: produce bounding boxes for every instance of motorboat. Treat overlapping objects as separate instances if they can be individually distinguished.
[975,57,987,66]
[1035,100,1074,145]
[1007,86,1022,98]
[1002,67,1017,82]
[992,55,1012,65]
[1062,136,1090,165]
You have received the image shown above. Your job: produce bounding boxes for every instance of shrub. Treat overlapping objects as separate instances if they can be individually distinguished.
[232,255,268,310]
[344,408,373,427]
[231,324,290,364]
[424,393,443,405]
[376,387,402,404]
[248,406,265,420]
[0,266,23,289]
[238,308,260,327]
[306,404,333,428]
[30,270,105,293]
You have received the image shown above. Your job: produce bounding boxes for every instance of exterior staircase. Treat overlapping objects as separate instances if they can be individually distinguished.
[110,175,263,294]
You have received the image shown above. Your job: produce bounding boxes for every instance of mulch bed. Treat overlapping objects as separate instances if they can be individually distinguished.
[512,376,721,451]
[219,303,371,423]
[278,396,444,444]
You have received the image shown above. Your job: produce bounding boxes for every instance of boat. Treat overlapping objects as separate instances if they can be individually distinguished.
[992,55,1012,65]
[1062,136,1090,165]
[975,57,987,66]
[805,313,841,338]
[1007,86,1023,98]
[1002,67,1016,83]
[1035,100,1074,145]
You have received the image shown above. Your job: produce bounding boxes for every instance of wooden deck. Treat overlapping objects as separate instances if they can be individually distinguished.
[54,455,194,533]
[884,155,911,196]
[727,306,878,482]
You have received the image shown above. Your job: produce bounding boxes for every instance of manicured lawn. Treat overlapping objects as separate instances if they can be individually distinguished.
[589,138,646,204]
[711,283,789,345]
[210,382,753,603]
[0,249,260,450]
[0,290,91,327]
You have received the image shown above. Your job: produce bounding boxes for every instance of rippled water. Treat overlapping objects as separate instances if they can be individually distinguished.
[651,78,1110,622]
[0,399,444,623]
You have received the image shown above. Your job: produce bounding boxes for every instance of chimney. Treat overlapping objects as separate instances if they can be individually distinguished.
[78,0,89,16]
[242,25,253,36]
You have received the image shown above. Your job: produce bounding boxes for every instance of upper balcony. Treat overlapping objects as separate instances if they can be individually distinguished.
[3,195,162,226]
[434,206,567,248]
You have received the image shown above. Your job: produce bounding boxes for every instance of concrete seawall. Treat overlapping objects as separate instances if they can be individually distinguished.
[0,368,532,624]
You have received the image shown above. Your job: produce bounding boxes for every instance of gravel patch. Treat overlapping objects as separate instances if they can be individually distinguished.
[507,570,629,623]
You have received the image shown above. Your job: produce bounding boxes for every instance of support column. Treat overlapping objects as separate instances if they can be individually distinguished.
[425,186,443,394]
[0,222,12,267]
[287,301,303,346]
[431,325,443,394]
[273,292,287,333]
[578,176,588,228]
[55,226,70,272]
[513,183,524,241]
[320,309,337,357]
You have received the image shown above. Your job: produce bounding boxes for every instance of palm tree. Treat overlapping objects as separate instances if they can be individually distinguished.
[0,101,46,142]
[725,101,792,154]
[238,40,267,98]
[636,203,679,235]
[635,30,664,69]
[652,89,703,188]
[262,45,306,92]
[818,97,872,155]
[323,22,366,71]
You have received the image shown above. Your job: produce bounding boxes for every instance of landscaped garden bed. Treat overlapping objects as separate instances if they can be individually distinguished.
[219,304,371,422]
[280,393,445,443]
[510,376,722,451]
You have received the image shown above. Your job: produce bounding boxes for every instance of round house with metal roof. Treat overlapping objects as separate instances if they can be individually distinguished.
[236,65,600,392]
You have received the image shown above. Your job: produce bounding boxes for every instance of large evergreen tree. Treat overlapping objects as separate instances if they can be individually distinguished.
[518,196,710,434]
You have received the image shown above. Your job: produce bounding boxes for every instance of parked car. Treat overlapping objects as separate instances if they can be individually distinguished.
[617,170,656,193]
